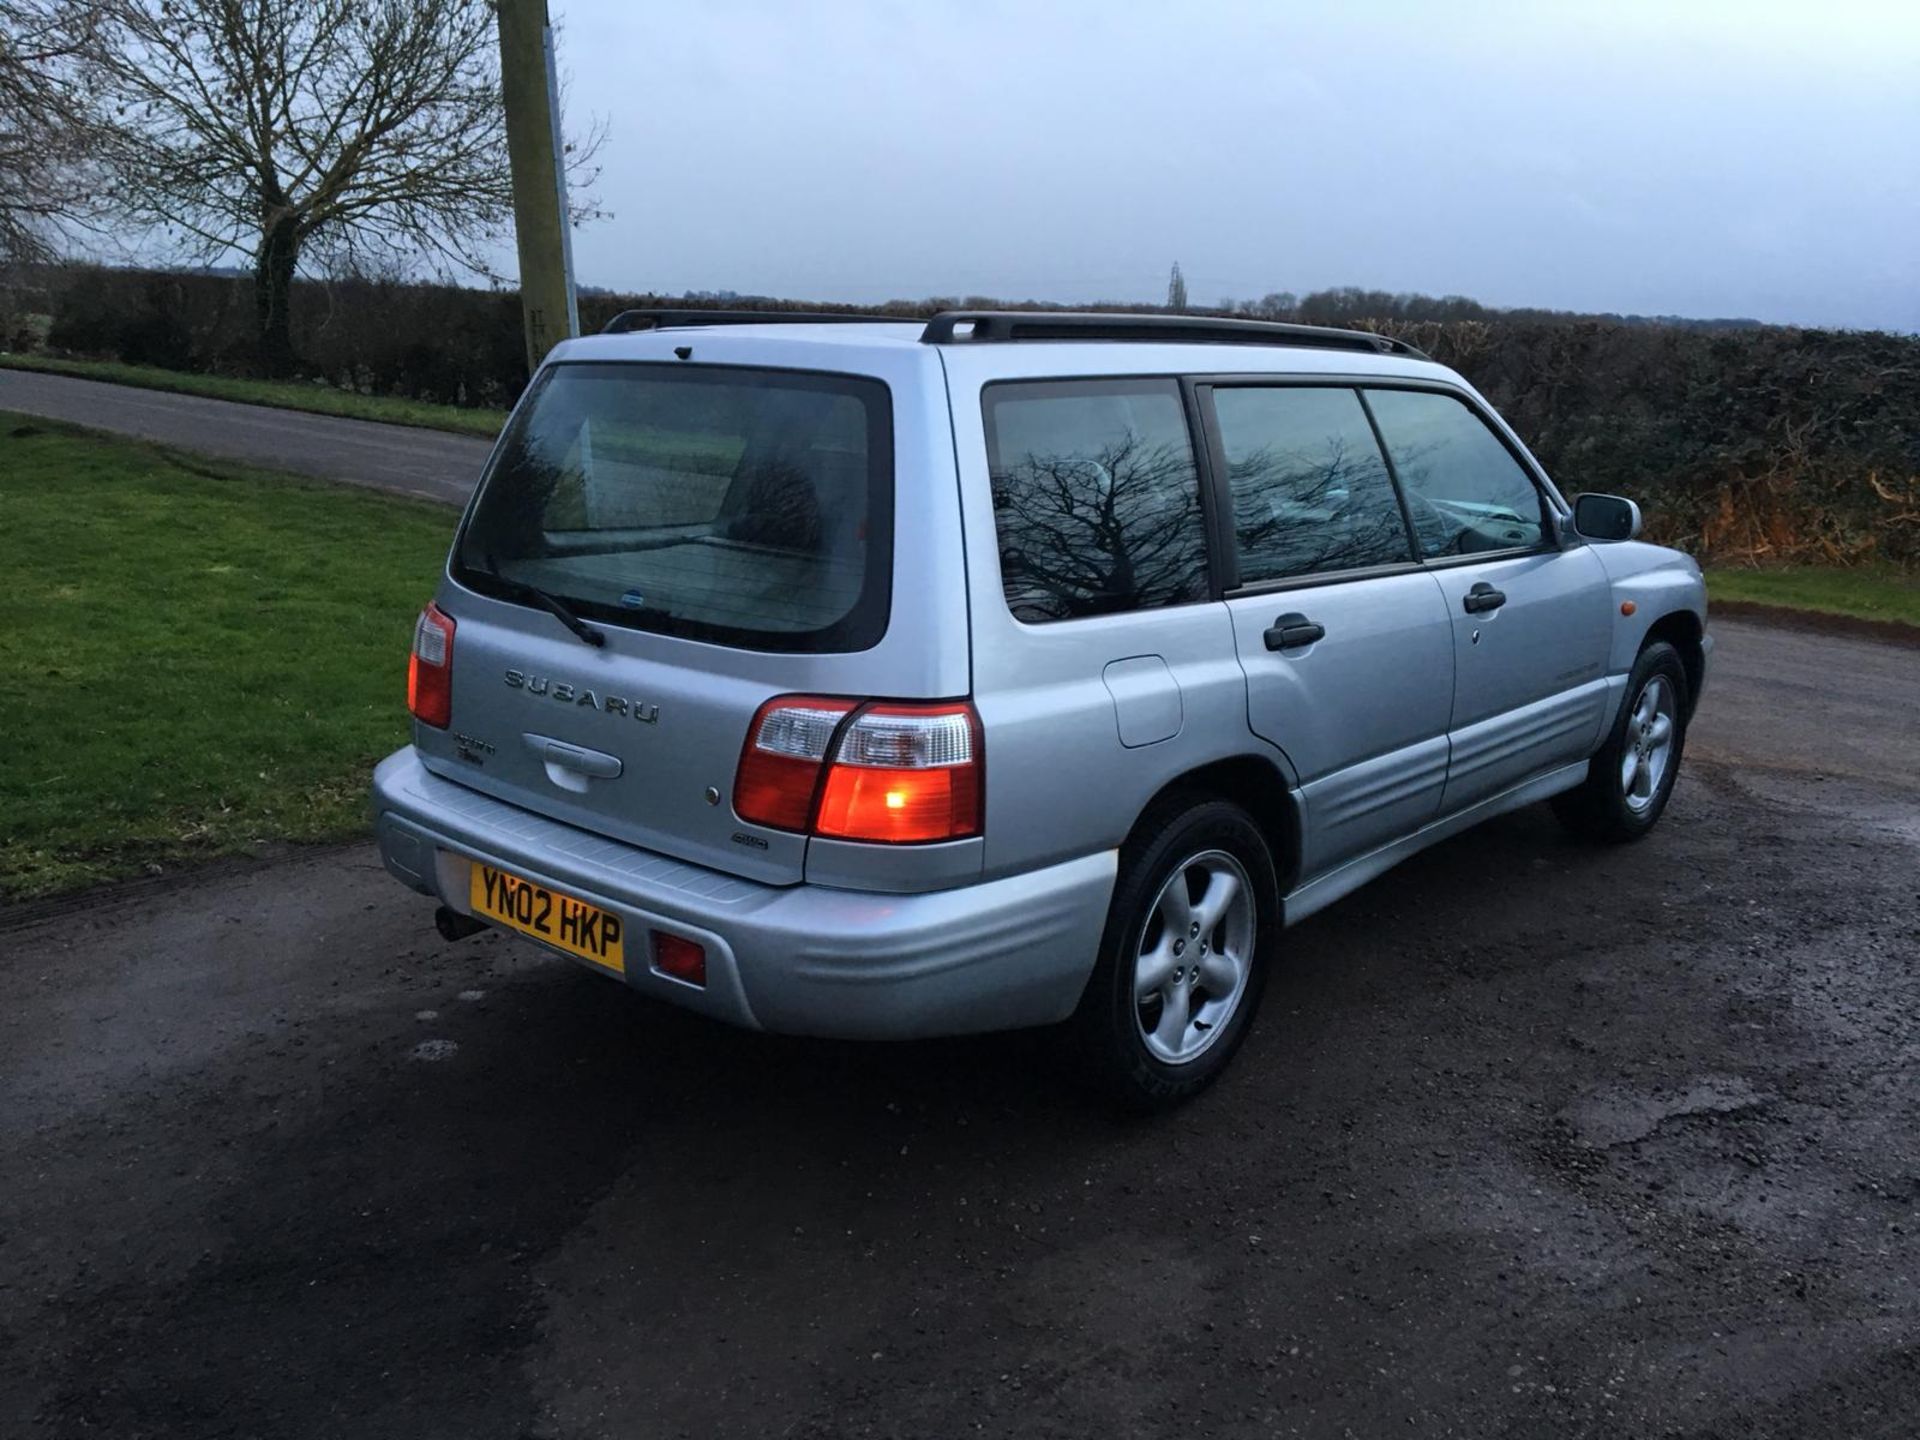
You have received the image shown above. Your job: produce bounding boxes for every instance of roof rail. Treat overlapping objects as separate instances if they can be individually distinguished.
[918,310,1431,360]
[601,308,902,334]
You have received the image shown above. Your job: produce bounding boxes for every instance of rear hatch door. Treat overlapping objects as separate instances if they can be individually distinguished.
[417,342,965,886]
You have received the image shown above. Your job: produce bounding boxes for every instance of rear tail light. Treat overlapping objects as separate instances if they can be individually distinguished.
[815,704,981,842]
[407,602,456,728]
[734,696,858,830]
[734,697,983,843]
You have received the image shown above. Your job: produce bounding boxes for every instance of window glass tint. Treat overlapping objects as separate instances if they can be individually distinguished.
[984,379,1208,622]
[1364,389,1545,555]
[455,363,891,652]
[1212,386,1411,584]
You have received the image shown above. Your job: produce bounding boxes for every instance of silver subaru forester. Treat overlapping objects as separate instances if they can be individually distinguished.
[373,310,1709,1106]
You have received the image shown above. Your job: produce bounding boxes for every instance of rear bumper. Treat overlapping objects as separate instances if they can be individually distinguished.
[371,748,1114,1039]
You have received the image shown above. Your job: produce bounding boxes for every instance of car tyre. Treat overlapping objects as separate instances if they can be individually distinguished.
[1068,793,1280,1111]
[1552,639,1690,843]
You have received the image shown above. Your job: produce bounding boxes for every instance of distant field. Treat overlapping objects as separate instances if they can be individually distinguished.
[0,414,452,901]
[1706,565,1920,628]
[0,352,505,438]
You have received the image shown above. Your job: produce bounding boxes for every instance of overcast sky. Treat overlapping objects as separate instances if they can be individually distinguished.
[549,0,1919,331]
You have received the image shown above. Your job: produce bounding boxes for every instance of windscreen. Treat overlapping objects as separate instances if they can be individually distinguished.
[454,362,892,652]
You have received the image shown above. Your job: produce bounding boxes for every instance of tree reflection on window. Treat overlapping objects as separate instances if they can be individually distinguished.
[1213,387,1413,585]
[986,382,1208,623]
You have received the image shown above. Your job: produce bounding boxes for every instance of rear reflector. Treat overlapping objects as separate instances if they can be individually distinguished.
[407,603,455,728]
[652,931,706,986]
[733,697,982,844]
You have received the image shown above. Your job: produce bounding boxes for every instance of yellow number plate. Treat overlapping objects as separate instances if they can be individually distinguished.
[469,863,625,973]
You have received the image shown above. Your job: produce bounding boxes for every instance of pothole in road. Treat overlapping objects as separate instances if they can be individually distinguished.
[1560,1076,1764,1148]
[409,1039,460,1062]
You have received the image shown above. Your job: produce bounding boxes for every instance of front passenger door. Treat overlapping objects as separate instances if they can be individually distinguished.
[1364,388,1613,813]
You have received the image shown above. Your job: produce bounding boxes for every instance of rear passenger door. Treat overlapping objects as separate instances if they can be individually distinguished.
[1203,383,1456,879]
[1363,387,1612,813]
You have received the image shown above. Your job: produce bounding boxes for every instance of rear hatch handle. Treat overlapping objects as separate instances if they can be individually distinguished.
[522,733,623,793]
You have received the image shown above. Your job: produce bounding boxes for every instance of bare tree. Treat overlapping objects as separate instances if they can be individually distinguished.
[85,0,601,373]
[0,0,100,263]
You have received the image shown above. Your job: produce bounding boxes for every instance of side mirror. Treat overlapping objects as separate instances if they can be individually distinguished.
[1571,493,1642,542]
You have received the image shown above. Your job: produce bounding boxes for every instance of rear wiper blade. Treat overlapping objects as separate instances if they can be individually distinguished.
[480,553,605,648]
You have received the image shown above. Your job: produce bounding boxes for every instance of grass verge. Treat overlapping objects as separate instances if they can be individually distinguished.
[0,351,504,438]
[0,413,453,902]
[1705,565,1920,628]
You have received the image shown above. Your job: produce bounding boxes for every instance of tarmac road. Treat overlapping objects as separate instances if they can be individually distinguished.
[0,367,492,504]
[2,617,1917,1439]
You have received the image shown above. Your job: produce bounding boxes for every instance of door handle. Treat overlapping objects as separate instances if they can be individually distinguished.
[1461,583,1507,615]
[1263,612,1326,650]
[522,733,622,793]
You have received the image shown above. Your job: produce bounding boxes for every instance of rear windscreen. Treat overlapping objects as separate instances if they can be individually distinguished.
[454,362,892,652]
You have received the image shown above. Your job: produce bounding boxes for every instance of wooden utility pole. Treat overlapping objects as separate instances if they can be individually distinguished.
[497,0,579,372]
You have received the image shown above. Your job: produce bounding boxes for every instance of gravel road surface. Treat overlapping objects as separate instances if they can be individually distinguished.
[0,368,491,504]
[3,617,1916,1439]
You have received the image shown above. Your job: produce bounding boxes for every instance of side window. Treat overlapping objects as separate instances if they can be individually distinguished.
[983,379,1210,623]
[1364,389,1546,556]
[1210,386,1413,585]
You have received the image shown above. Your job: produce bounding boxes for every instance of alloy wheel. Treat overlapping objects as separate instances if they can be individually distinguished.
[1132,849,1256,1065]
[1621,673,1677,814]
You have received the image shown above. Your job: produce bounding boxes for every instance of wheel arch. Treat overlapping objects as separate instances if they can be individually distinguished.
[1643,608,1705,718]
[1127,755,1303,894]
